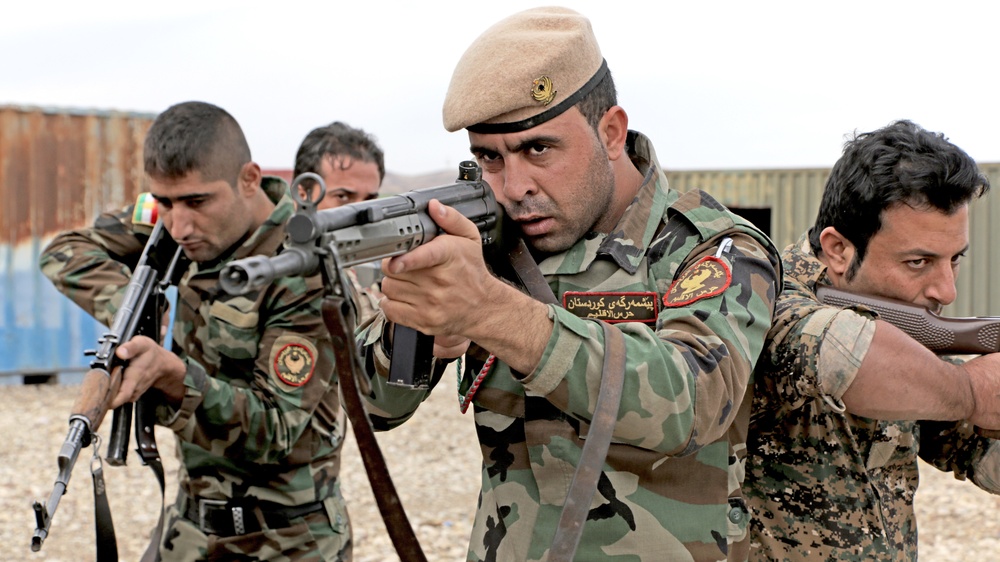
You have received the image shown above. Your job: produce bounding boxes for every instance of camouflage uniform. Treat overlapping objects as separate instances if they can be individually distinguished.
[40,177,351,561]
[358,131,781,562]
[746,234,1000,561]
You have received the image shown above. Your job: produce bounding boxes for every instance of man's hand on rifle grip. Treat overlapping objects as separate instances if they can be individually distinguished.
[111,335,187,409]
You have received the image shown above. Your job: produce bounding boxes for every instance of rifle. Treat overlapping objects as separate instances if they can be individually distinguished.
[32,220,185,559]
[815,284,1000,354]
[219,160,504,388]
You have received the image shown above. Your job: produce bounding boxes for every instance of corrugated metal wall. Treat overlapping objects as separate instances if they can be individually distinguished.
[2,105,998,374]
[0,105,154,376]
[666,164,1000,316]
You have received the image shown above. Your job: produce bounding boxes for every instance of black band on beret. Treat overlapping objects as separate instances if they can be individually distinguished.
[467,59,609,134]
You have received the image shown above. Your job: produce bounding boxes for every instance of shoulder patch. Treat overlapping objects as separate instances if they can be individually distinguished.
[663,256,731,308]
[132,192,158,227]
[271,339,317,388]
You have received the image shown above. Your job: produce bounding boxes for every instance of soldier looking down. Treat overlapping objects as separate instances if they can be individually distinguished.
[40,101,351,561]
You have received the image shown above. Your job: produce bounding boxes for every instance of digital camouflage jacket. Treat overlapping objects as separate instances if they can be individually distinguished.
[746,234,1000,561]
[40,177,350,560]
[358,131,781,562]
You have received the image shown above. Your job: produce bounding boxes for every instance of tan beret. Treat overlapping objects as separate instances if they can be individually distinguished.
[442,6,608,133]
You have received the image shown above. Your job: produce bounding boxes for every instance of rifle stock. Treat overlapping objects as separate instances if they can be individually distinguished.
[815,284,1000,354]
[32,220,184,554]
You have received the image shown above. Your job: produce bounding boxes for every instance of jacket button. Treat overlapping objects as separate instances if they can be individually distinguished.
[728,507,745,524]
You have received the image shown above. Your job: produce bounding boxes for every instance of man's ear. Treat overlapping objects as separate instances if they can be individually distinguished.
[597,105,629,161]
[238,162,262,197]
[818,226,856,278]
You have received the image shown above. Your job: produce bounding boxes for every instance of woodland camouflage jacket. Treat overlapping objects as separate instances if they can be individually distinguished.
[358,131,781,562]
[40,178,346,515]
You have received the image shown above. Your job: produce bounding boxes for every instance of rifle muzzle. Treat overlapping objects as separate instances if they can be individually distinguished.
[219,248,318,295]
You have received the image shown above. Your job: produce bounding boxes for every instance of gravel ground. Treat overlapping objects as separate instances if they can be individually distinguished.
[5,379,1000,561]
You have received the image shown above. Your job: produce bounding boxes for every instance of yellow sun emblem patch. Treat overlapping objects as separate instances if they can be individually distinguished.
[273,342,316,387]
[663,256,732,307]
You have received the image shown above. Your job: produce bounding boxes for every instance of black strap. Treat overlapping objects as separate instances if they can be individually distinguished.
[91,441,118,562]
[548,322,627,561]
[183,498,325,537]
[135,394,165,562]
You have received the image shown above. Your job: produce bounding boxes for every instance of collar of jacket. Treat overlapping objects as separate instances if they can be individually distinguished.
[538,130,672,277]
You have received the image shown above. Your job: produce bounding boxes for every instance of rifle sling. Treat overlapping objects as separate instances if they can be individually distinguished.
[503,238,627,562]
[91,447,118,562]
[88,396,165,562]
[135,394,166,562]
[322,296,428,562]
[548,322,626,561]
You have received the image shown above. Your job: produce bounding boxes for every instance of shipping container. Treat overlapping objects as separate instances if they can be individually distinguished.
[0,105,155,379]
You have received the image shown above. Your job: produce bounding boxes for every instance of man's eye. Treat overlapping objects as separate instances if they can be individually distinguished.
[528,143,548,155]
[906,258,928,268]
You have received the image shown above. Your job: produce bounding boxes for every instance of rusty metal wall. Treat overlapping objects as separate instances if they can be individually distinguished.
[0,105,155,376]
[666,164,1000,316]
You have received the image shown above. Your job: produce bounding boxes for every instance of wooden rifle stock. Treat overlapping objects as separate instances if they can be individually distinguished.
[32,220,184,557]
[815,284,1000,355]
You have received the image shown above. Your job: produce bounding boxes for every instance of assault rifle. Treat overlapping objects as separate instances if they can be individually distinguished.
[32,220,185,559]
[815,284,1000,354]
[219,160,504,388]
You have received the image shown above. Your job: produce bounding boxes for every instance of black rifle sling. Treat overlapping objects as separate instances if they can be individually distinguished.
[89,399,164,562]
[91,436,118,562]
[503,238,627,562]
[321,296,428,562]
[136,394,166,562]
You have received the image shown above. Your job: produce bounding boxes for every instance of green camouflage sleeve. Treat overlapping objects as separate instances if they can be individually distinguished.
[160,273,337,464]
[39,207,149,327]
[355,312,446,430]
[525,232,778,455]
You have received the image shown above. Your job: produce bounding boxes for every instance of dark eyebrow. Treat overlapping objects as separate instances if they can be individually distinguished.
[902,243,970,258]
[328,187,359,196]
[470,134,561,156]
[150,192,210,205]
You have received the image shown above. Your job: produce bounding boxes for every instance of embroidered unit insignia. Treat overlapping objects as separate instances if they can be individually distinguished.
[663,256,732,307]
[273,343,315,386]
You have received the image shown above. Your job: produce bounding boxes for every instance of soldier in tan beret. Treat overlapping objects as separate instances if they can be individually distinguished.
[357,6,780,561]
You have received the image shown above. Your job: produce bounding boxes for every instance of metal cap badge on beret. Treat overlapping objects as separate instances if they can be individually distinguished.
[442,6,608,133]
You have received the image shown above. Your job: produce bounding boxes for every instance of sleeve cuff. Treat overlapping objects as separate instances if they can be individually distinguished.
[520,304,593,397]
[973,439,1000,493]
[157,361,207,432]
[817,309,876,400]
